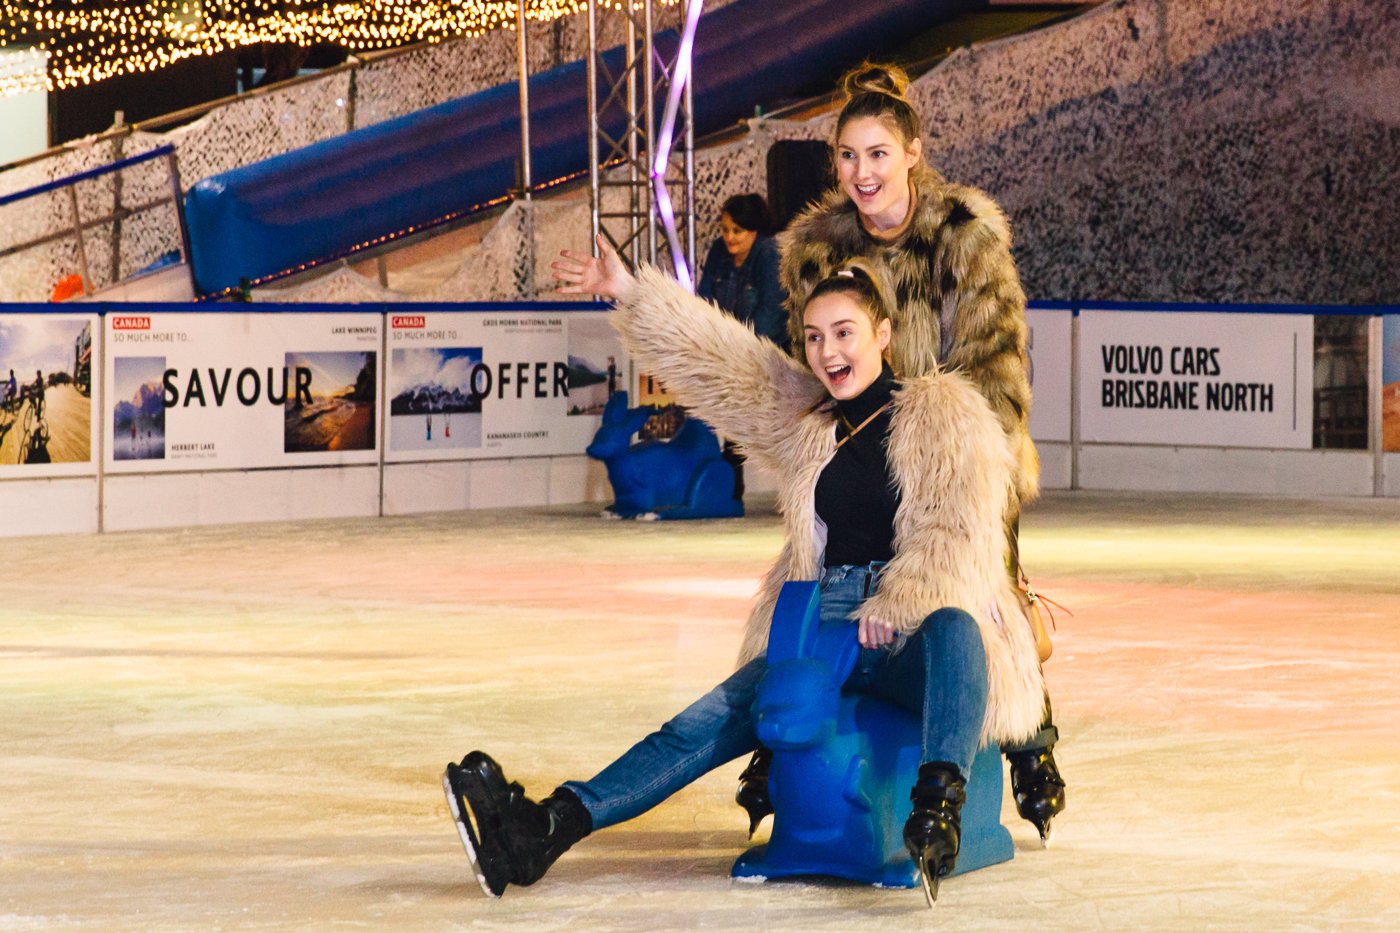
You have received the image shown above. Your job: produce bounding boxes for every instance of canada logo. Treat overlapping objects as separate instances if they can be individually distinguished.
[391,315,426,329]
[111,315,151,330]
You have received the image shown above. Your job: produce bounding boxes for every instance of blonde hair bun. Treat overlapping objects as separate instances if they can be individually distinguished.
[840,62,912,103]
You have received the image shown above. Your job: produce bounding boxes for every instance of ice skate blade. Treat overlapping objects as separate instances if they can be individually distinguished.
[442,768,499,899]
[739,805,768,839]
[1037,819,1055,849]
[919,866,939,908]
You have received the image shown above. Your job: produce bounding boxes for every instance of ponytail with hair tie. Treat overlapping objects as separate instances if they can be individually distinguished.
[804,259,894,330]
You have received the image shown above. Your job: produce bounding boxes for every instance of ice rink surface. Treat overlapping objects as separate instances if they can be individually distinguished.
[3,490,1399,931]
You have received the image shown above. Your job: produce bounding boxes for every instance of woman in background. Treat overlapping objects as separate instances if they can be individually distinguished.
[697,193,789,352]
[697,193,789,500]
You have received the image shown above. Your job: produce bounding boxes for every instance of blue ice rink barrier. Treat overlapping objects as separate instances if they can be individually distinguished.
[182,0,981,295]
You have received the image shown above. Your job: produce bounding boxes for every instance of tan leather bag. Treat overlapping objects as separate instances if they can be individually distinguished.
[1018,581,1054,663]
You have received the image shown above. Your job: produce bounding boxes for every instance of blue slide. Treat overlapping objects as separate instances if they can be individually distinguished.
[184,0,982,296]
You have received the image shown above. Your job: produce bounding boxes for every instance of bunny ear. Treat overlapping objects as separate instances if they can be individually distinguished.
[812,622,861,684]
[624,404,652,436]
[766,581,822,664]
[602,391,629,422]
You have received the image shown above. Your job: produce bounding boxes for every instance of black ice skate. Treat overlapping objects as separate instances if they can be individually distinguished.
[734,747,773,838]
[442,751,591,898]
[903,762,966,908]
[1007,745,1065,846]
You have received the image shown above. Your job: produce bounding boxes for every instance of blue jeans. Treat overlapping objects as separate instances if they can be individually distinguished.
[564,564,990,831]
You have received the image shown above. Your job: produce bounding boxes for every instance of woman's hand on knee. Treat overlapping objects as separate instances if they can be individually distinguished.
[552,234,635,300]
[858,614,896,648]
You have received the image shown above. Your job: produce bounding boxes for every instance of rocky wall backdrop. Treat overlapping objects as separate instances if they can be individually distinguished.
[910,0,1399,304]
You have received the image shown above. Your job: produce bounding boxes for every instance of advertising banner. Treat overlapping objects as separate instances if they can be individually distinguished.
[104,312,380,472]
[1384,315,1400,453]
[384,309,622,461]
[0,313,97,476]
[1026,308,1072,443]
[1078,310,1313,448]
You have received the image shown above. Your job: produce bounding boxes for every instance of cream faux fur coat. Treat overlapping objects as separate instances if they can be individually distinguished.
[779,163,1039,511]
[612,267,1046,746]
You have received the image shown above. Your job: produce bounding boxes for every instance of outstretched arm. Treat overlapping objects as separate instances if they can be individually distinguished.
[554,238,825,463]
[613,266,825,464]
[551,234,636,301]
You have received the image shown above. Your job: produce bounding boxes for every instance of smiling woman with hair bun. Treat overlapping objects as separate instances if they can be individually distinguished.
[771,60,1067,848]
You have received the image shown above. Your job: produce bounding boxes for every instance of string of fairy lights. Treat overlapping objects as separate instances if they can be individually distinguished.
[0,1,666,98]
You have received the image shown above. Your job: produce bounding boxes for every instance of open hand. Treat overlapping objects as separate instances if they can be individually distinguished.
[859,614,896,649]
[551,234,635,300]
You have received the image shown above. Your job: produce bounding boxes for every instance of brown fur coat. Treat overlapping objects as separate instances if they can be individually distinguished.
[612,267,1046,746]
[778,163,1039,508]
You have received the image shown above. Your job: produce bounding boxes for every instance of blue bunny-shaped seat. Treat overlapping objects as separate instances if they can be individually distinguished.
[585,392,743,520]
[731,581,1014,887]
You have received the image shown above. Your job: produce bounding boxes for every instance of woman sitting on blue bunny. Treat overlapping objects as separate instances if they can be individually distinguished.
[442,239,1046,905]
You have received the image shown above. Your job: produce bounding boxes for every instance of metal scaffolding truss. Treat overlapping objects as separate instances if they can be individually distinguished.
[586,0,697,284]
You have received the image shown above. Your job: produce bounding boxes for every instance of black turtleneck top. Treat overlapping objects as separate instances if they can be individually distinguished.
[814,363,900,567]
